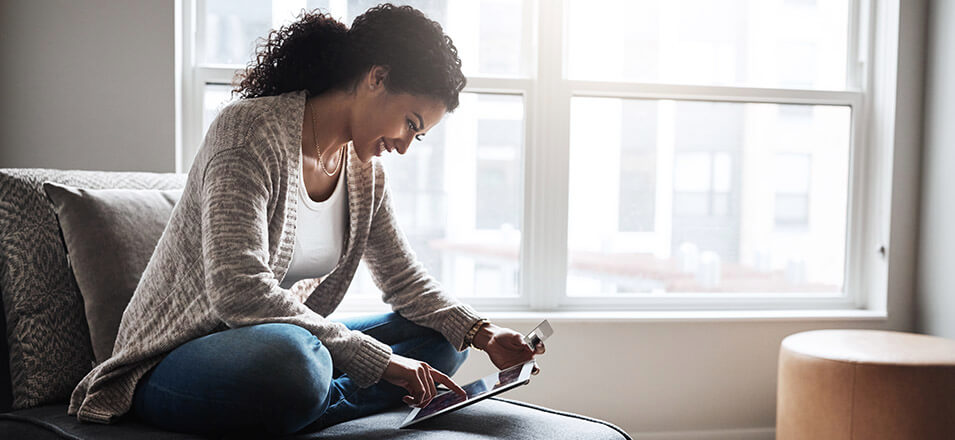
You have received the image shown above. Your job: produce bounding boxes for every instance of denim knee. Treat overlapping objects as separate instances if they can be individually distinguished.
[247,324,334,434]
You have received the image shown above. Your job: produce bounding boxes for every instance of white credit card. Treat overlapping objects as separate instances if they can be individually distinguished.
[524,320,553,349]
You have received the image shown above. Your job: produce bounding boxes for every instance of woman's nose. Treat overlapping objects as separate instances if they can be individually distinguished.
[397,135,413,154]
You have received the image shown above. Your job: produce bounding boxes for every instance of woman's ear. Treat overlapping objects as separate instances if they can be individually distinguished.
[369,65,390,90]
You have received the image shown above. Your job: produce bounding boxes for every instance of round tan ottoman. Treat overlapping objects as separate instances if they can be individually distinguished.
[776,329,955,440]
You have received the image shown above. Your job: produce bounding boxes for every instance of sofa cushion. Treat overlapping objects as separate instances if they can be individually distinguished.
[0,169,186,410]
[42,183,183,364]
[0,399,632,439]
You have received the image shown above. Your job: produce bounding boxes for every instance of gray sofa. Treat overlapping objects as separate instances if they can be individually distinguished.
[0,168,631,439]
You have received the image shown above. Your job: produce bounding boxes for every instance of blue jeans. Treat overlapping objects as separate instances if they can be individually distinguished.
[130,312,469,436]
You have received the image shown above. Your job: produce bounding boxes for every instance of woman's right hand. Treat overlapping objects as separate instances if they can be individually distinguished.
[382,354,467,408]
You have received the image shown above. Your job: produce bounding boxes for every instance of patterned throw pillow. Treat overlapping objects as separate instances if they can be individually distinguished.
[0,169,185,410]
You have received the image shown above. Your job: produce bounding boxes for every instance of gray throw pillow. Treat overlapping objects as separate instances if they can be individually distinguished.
[42,182,182,364]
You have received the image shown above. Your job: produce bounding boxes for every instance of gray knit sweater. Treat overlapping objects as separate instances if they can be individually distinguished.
[68,90,484,423]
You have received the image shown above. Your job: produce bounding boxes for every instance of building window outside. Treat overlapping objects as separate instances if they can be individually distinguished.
[774,153,812,229]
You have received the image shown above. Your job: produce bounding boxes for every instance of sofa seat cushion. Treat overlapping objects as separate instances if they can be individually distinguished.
[0,398,631,439]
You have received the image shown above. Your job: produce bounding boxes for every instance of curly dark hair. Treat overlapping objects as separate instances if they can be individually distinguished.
[233,4,466,111]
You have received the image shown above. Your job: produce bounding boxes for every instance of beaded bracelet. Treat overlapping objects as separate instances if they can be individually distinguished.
[465,319,490,349]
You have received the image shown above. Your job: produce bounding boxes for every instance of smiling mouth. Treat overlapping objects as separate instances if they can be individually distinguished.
[376,138,395,156]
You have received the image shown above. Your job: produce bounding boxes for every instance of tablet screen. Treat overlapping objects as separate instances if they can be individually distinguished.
[400,360,534,427]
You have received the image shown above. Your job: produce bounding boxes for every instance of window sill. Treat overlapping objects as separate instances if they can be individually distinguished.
[477,309,888,323]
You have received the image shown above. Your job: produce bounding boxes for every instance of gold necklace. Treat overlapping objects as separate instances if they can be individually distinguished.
[308,99,345,177]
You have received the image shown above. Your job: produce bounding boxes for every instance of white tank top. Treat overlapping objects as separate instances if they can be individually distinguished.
[280,161,347,289]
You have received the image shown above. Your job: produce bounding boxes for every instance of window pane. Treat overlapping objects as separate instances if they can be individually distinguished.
[202,84,238,138]
[201,0,334,65]
[567,0,850,89]
[673,153,712,192]
[343,93,524,304]
[618,100,657,232]
[567,98,850,296]
[774,153,812,193]
[344,0,525,77]
[201,0,526,77]
[201,0,272,65]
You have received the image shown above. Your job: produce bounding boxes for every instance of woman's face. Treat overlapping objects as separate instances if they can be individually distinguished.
[350,68,448,163]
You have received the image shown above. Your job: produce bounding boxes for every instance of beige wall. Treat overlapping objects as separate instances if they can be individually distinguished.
[0,0,176,172]
[0,1,932,438]
[916,0,955,340]
[455,317,904,437]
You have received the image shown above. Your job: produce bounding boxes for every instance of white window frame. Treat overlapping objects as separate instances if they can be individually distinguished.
[177,0,901,314]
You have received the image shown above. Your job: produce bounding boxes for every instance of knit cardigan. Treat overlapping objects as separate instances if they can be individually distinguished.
[67,90,484,423]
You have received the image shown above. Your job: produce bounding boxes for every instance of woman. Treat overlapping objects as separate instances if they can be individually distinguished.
[67,4,544,436]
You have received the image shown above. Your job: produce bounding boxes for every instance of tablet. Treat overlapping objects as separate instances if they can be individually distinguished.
[398,360,536,428]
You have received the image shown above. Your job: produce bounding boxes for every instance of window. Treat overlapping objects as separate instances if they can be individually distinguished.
[182,0,895,312]
[183,0,530,312]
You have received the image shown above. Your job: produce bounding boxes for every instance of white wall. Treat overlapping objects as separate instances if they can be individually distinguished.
[0,1,929,438]
[0,0,176,172]
[455,317,903,438]
[916,0,955,339]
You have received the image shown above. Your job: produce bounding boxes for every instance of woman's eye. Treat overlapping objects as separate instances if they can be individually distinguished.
[408,119,424,141]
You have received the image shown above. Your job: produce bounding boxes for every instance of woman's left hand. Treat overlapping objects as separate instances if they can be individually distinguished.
[472,323,546,374]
